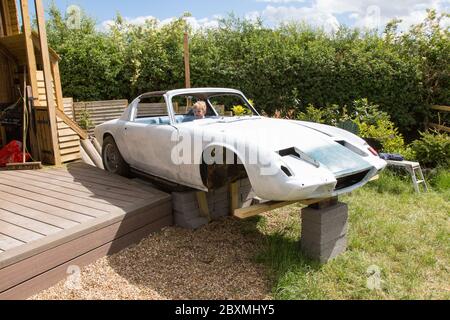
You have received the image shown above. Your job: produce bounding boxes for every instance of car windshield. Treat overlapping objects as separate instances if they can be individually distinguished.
[171,93,257,124]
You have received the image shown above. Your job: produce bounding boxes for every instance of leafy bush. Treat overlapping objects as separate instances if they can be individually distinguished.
[411,130,450,168]
[232,105,252,116]
[296,104,340,125]
[297,98,415,159]
[430,169,450,194]
[357,118,415,159]
[77,110,93,130]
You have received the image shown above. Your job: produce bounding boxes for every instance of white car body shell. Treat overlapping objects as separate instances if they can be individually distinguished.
[95,88,387,201]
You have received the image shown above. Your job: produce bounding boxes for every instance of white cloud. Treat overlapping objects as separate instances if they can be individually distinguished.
[99,1,449,33]
[100,15,221,31]
[253,0,449,31]
[261,5,341,31]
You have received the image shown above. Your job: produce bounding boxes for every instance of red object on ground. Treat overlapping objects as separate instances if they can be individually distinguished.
[0,141,30,167]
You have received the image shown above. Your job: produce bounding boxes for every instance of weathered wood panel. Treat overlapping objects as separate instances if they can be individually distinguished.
[0,52,14,102]
[63,97,74,119]
[73,100,128,136]
[0,0,19,36]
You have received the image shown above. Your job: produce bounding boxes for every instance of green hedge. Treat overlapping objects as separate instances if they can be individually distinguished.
[46,7,449,139]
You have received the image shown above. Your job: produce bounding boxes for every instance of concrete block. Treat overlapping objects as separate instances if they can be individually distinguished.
[174,212,209,230]
[301,236,347,263]
[172,191,197,203]
[172,178,257,229]
[302,202,348,224]
[300,201,349,263]
[302,212,348,240]
[301,222,348,245]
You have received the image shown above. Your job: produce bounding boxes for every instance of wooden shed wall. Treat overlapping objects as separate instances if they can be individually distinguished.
[0,0,20,37]
[0,52,15,102]
[37,71,81,163]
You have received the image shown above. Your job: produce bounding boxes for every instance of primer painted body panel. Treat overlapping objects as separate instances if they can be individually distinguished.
[95,88,387,201]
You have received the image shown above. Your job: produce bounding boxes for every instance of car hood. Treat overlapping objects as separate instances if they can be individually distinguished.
[179,117,374,177]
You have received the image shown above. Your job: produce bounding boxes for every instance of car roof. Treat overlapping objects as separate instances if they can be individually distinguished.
[139,88,244,99]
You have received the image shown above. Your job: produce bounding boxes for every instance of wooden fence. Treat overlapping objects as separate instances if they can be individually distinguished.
[430,105,450,133]
[72,100,129,136]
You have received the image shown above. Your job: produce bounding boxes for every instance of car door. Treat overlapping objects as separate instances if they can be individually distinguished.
[123,94,180,182]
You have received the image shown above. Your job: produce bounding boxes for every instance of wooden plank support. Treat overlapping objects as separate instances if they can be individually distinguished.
[229,181,240,215]
[233,198,328,220]
[56,109,88,140]
[0,125,6,148]
[234,201,297,219]
[184,31,190,89]
[51,59,64,111]
[19,0,39,104]
[34,0,61,165]
[196,191,211,222]
[230,179,328,219]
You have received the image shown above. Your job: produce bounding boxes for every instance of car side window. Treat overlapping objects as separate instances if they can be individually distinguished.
[171,95,218,123]
[134,96,170,125]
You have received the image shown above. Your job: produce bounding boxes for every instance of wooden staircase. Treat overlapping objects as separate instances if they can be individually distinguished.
[36,71,87,164]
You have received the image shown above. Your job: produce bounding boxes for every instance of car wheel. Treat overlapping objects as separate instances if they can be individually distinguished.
[102,136,130,177]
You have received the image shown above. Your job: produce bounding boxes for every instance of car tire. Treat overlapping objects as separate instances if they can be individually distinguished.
[102,135,130,177]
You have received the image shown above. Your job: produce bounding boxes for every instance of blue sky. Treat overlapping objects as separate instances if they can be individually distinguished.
[43,0,449,32]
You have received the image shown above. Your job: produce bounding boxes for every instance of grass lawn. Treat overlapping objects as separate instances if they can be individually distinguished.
[242,169,450,300]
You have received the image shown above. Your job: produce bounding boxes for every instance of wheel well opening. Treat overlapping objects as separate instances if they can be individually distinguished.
[103,133,113,142]
[200,147,248,191]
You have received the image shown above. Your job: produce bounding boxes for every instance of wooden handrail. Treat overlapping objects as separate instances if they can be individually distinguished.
[430,123,450,133]
[56,108,88,140]
[431,105,450,112]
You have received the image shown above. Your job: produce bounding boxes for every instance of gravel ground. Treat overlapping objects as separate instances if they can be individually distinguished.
[31,217,272,300]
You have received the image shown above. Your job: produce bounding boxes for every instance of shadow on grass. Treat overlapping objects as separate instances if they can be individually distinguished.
[243,216,325,298]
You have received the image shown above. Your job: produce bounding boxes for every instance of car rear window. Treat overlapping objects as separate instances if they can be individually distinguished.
[136,96,168,119]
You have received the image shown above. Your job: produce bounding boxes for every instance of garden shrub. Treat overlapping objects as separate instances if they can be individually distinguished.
[411,130,450,168]
[45,6,449,140]
[297,99,415,159]
[430,169,450,193]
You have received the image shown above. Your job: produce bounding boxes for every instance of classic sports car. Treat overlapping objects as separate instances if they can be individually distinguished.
[94,88,386,201]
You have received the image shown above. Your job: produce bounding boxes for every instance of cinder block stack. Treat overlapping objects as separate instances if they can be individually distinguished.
[300,202,349,263]
[172,185,231,229]
[237,178,257,208]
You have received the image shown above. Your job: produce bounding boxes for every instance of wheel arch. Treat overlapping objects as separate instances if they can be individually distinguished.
[199,142,250,191]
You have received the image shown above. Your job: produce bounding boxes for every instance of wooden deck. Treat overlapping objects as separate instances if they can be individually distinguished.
[0,162,172,299]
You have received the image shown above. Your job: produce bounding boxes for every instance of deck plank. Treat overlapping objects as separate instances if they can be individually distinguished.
[1,171,136,204]
[0,191,93,223]
[0,177,126,212]
[51,166,151,189]
[0,221,44,243]
[23,170,151,199]
[57,163,166,196]
[0,234,24,251]
[0,209,62,236]
[0,185,109,218]
[0,198,79,229]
